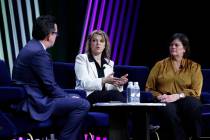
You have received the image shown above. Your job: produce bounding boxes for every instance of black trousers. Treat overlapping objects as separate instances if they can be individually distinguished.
[155,96,202,140]
[87,90,126,104]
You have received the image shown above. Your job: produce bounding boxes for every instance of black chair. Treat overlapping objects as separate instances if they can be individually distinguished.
[201,69,210,137]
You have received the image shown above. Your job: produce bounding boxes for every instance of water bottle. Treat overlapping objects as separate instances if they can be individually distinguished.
[126,81,134,103]
[50,133,56,140]
[133,82,140,102]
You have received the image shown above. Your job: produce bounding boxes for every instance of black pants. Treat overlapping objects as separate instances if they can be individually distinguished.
[155,96,202,140]
[87,90,126,104]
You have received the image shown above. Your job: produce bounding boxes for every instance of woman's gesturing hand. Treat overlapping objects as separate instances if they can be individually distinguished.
[116,74,128,86]
[102,73,128,86]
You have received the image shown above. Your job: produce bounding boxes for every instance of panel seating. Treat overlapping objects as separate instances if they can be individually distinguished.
[1,59,210,138]
[200,69,210,136]
[114,65,153,103]
[201,69,210,104]
[0,60,87,139]
[114,65,149,90]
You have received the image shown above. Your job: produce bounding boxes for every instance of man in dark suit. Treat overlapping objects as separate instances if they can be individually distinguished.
[12,15,90,140]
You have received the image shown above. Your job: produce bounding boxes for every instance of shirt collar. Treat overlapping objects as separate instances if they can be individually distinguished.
[88,54,108,65]
[40,41,47,50]
[170,57,186,68]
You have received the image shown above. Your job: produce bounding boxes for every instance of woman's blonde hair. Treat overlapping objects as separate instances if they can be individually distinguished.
[85,30,111,60]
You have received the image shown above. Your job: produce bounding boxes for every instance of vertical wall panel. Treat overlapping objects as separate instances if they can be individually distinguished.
[1,0,13,73]
[88,0,98,33]
[25,0,33,39]
[103,0,113,33]
[97,0,105,29]
[80,0,92,53]
[119,0,133,64]
[34,0,40,18]
[109,0,120,48]
[8,0,19,57]
[126,0,141,64]
[17,0,27,47]
[112,0,126,62]
[0,0,40,72]
[0,30,5,60]
[80,0,141,65]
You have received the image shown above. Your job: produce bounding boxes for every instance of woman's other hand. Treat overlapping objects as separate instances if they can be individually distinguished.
[102,73,120,86]
[116,74,128,86]
[157,94,180,103]
[102,73,128,87]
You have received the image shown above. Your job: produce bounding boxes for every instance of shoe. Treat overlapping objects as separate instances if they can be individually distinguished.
[149,124,160,132]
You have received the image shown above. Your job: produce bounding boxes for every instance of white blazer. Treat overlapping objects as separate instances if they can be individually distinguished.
[75,53,123,96]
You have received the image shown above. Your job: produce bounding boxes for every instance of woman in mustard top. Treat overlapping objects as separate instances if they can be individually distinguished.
[146,33,203,140]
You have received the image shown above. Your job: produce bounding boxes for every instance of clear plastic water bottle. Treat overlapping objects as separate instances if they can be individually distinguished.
[126,81,134,103]
[50,133,56,140]
[133,82,140,102]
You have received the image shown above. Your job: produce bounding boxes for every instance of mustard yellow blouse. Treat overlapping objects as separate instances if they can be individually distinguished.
[145,57,203,98]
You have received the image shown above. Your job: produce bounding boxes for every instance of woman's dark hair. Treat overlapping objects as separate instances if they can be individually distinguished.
[32,15,56,40]
[169,33,190,58]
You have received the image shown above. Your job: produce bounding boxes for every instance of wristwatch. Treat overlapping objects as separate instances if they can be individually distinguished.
[179,93,185,99]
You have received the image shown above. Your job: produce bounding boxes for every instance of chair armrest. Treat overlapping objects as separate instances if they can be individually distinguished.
[0,86,26,104]
[201,92,210,104]
[140,91,154,103]
[0,110,17,137]
[201,104,210,114]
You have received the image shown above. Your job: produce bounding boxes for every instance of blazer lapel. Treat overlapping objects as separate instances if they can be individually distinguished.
[89,62,98,78]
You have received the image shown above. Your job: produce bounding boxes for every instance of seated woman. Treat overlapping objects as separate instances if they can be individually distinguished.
[74,29,128,140]
[75,29,128,104]
[145,33,203,140]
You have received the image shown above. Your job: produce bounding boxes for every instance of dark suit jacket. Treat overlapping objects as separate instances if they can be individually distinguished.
[12,39,67,121]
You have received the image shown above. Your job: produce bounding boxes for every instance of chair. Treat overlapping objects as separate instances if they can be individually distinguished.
[201,69,210,104]
[201,69,210,137]
[53,62,76,89]
[114,65,149,90]
[0,60,87,139]
[114,65,153,102]
[0,61,24,138]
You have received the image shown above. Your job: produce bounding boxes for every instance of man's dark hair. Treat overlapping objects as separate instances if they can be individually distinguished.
[32,15,56,40]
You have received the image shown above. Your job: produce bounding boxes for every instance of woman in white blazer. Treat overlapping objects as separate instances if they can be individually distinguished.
[75,30,128,104]
[75,30,148,140]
